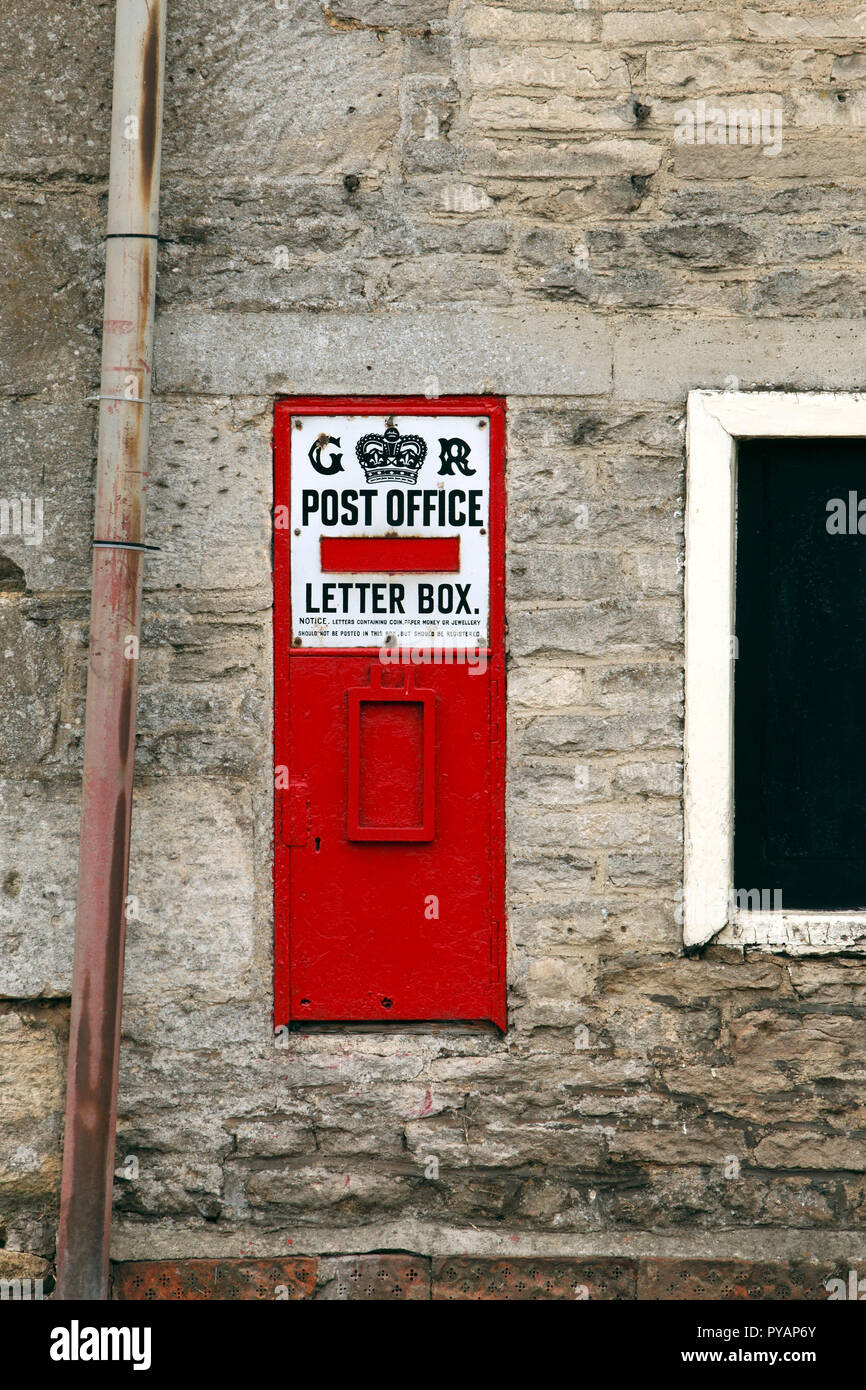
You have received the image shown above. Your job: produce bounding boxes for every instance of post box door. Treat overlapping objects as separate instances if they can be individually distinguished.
[273,397,506,1028]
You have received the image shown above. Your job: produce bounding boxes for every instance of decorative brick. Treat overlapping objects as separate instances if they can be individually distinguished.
[637,1259,836,1302]
[112,1259,317,1301]
[315,1255,431,1300]
[433,1257,636,1300]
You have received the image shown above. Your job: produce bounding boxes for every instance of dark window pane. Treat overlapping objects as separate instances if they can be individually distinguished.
[734,438,866,909]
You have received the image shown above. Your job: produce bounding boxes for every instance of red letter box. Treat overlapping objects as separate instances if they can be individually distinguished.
[274,396,506,1028]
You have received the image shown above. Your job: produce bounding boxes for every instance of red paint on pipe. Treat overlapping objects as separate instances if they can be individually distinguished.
[57,551,142,1299]
[56,0,166,1302]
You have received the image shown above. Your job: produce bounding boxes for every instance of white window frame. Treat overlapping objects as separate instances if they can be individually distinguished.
[685,391,866,955]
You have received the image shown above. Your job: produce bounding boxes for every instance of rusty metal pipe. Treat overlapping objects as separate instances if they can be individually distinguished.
[56,0,167,1301]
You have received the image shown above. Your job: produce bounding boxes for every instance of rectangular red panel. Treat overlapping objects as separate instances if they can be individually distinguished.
[273,396,506,1028]
[321,536,460,573]
[357,702,424,828]
[348,672,435,841]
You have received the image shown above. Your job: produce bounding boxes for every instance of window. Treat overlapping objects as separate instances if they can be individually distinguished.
[684,392,866,953]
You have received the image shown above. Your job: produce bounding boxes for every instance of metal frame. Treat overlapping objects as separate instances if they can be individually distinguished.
[273,395,507,1028]
[684,390,866,955]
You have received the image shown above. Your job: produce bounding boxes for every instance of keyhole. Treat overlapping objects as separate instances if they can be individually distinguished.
[314,837,321,852]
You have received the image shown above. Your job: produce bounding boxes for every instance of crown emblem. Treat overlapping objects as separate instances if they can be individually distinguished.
[355,425,427,485]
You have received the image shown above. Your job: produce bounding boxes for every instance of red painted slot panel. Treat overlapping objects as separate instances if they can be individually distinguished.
[320,535,460,573]
[348,670,435,841]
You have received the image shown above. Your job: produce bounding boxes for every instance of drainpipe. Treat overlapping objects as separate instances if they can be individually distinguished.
[56,0,167,1301]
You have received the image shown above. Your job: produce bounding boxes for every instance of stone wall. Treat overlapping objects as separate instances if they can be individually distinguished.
[2,0,866,1273]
